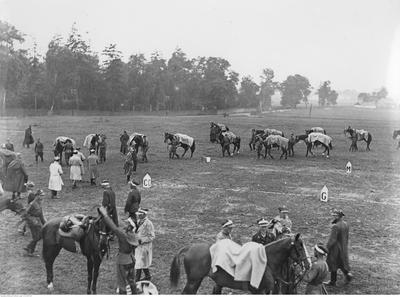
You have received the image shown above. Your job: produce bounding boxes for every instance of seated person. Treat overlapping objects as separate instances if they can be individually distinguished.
[252,218,275,245]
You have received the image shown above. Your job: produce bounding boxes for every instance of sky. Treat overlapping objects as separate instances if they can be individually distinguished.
[1,0,400,99]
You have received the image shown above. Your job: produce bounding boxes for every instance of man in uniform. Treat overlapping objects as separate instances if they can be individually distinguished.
[124,147,138,183]
[34,138,44,163]
[4,153,28,201]
[124,180,141,219]
[88,149,99,185]
[69,150,84,189]
[303,244,329,294]
[120,131,129,155]
[98,206,138,294]
[23,189,46,256]
[252,218,275,245]
[99,137,107,163]
[23,125,34,148]
[274,206,292,234]
[5,138,14,151]
[324,209,353,286]
[64,140,74,166]
[101,180,118,235]
[216,219,233,241]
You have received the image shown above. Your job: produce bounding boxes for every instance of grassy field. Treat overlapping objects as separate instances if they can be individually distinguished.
[0,106,400,294]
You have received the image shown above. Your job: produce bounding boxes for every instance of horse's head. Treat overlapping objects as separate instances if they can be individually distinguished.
[0,197,25,215]
[210,125,221,143]
[305,129,311,135]
[288,234,311,271]
[164,132,170,143]
[83,216,109,260]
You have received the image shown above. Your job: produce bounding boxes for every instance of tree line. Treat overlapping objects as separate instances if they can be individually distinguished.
[1,21,382,112]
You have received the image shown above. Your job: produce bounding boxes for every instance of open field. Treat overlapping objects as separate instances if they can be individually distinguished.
[1,106,400,294]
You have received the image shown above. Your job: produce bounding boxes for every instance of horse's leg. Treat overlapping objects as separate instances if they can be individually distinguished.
[87,257,94,294]
[91,257,101,294]
[182,278,203,294]
[212,284,223,294]
[181,147,188,158]
[43,244,62,291]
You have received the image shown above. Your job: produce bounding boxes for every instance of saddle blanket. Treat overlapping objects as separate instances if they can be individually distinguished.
[83,134,96,148]
[222,131,237,143]
[58,214,86,241]
[217,123,228,132]
[174,133,194,147]
[129,133,144,146]
[54,136,76,147]
[210,239,267,289]
[264,128,283,136]
[355,129,369,141]
[310,127,324,133]
[307,132,332,146]
[265,135,288,148]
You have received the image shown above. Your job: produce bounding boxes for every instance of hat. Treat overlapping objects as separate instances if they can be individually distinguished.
[54,156,60,161]
[278,206,289,213]
[331,209,345,217]
[129,179,140,186]
[257,218,269,227]
[36,189,45,196]
[73,150,78,154]
[314,244,328,256]
[76,147,81,150]
[90,149,95,153]
[24,181,35,188]
[222,219,233,228]
[101,180,110,187]
[136,208,149,216]
[127,217,136,228]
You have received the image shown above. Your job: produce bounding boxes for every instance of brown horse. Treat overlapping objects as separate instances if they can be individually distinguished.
[170,234,309,294]
[0,196,25,214]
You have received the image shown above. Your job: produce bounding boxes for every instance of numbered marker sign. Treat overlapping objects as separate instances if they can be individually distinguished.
[346,161,352,174]
[320,185,328,202]
[143,173,152,188]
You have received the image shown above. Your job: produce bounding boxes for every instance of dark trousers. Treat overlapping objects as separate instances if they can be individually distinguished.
[330,268,350,284]
[116,262,137,294]
[27,223,42,252]
[120,144,128,155]
[135,268,151,281]
[35,152,44,162]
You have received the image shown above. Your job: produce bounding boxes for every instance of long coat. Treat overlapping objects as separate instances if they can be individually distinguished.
[327,219,350,272]
[87,154,99,179]
[124,187,141,216]
[102,188,118,226]
[4,159,28,193]
[48,161,64,191]
[69,154,84,180]
[135,218,155,269]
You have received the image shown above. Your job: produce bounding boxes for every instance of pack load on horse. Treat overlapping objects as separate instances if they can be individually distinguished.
[264,128,284,137]
[306,133,333,158]
[210,124,241,157]
[344,126,372,151]
[210,122,229,143]
[42,213,109,294]
[393,130,400,149]
[164,132,196,159]
[128,132,149,162]
[255,135,290,160]
[305,127,326,135]
[170,234,310,294]
[53,136,76,165]
[249,129,266,151]
[83,133,106,155]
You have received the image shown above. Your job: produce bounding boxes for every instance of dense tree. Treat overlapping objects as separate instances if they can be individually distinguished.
[357,87,388,104]
[259,68,277,111]
[238,76,259,108]
[279,74,311,108]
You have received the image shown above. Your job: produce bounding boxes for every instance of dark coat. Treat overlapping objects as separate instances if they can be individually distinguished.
[252,230,275,245]
[4,159,28,193]
[327,219,350,271]
[24,127,34,145]
[124,187,141,216]
[102,188,118,226]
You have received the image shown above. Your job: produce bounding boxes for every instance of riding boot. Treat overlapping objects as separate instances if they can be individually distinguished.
[143,268,151,281]
[127,175,130,183]
[135,269,142,282]
[325,271,337,286]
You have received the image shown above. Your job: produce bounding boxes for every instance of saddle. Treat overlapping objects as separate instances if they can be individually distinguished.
[58,214,86,241]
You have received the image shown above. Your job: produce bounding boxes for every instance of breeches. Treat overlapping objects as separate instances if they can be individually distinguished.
[35,152,43,161]
[27,223,42,251]
[116,262,136,290]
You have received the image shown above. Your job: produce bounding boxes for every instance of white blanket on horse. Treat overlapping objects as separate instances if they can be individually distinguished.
[217,123,228,132]
[54,136,76,147]
[174,133,194,147]
[83,134,96,148]
[265,135,288,148]
[307,132,332,146]
[355,129,369,141]
[129,133,144,146]
[222,131,237,143]
[310,127,324,133]
[210,239,267,289]
[264,128,283,136]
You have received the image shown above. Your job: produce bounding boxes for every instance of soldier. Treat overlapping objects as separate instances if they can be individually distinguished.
[324,209,353,286]
[120,131,129,155]
[87,149,99,185]
[4,153,28,201]
[23,189,46,256]
[124,147,138,183]
[17,181,36,235]
[101,180,118,236]
[48,156,63,199]
[98,206,138,294]
[274,206,292,234]
[135,208,155,282]
[99,138,107,163]
[64,140,74,166]
[252,218,275,245]
[5,138,14,151]
[303,244,329,294]
[69,150,84,189]
[216,219,233,241]
[23,125,34,148]
[141,135,149,162]
[34,138,44,163]
[124,180,141,219]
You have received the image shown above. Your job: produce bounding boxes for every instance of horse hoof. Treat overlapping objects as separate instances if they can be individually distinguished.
[47,283,54,291]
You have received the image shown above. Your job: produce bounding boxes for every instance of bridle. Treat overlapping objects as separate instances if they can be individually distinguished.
[86,216,111,260]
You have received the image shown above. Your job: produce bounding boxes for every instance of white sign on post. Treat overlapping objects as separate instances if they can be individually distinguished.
[143,173,151,188]
[320,185,328,202]
[346,161,352,174]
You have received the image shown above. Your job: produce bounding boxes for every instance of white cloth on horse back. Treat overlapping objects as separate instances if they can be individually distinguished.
[210,239,267,289]
[83,134,96,148]
[265,135,289,149]
[264,128,283,136]
[310,127,324,133]
[129,133,145,146]
[54,136,76,147]
[217,123,228,132]
[174,133,194,147]
[307,132,332,146]
[355,129,369,141]
[222,131,237,143]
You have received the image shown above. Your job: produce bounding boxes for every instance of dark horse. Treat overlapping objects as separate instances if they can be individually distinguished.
[393,130,400,149]
[210,125,241,157]
[164,132,196,159]
[0,196,25,215]
[210,122,229,143]
[344,126,372,151]
[42,216,109,294]
[129,133,149,162]
[249,129,265,151]
[170,234,310,294]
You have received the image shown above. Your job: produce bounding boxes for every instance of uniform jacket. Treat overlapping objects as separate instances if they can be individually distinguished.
[303,259,329,294]
[69,154,84,180]
[326,218,350,271]
[135,218,155,269]
[5,143,14,151]
[102,188,118,226]
[88,154,99,178]
[4,159,28,193]
[124,187,141,215]
[48,161,63,191]
[120,133,129,144]
[252,230,275,245]
[26,199,46,227]
[216,231,232,241]
[35,142,44,153]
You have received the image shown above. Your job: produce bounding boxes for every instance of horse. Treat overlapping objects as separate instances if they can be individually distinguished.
[210,122,229,143]
[0,196,25,215]
[210,125,241,157]
[393,130,400,149]
[257,135,289,160]
[164,132,196,159]
[305,127,326,135]
[249,129,265,151]
[169,234,310,294]
[42,215,109,294]
[129,133,149,162]
[344,126,372,151]
[306,133,333,158]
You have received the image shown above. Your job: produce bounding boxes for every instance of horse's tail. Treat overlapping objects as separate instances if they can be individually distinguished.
[329,141,333,150]
[191,140,196,153]
[368,133,372,144]
[170,246,190,288]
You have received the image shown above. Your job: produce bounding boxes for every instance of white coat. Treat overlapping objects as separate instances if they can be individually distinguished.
[135,218,155,269]
[48,161,64,191]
